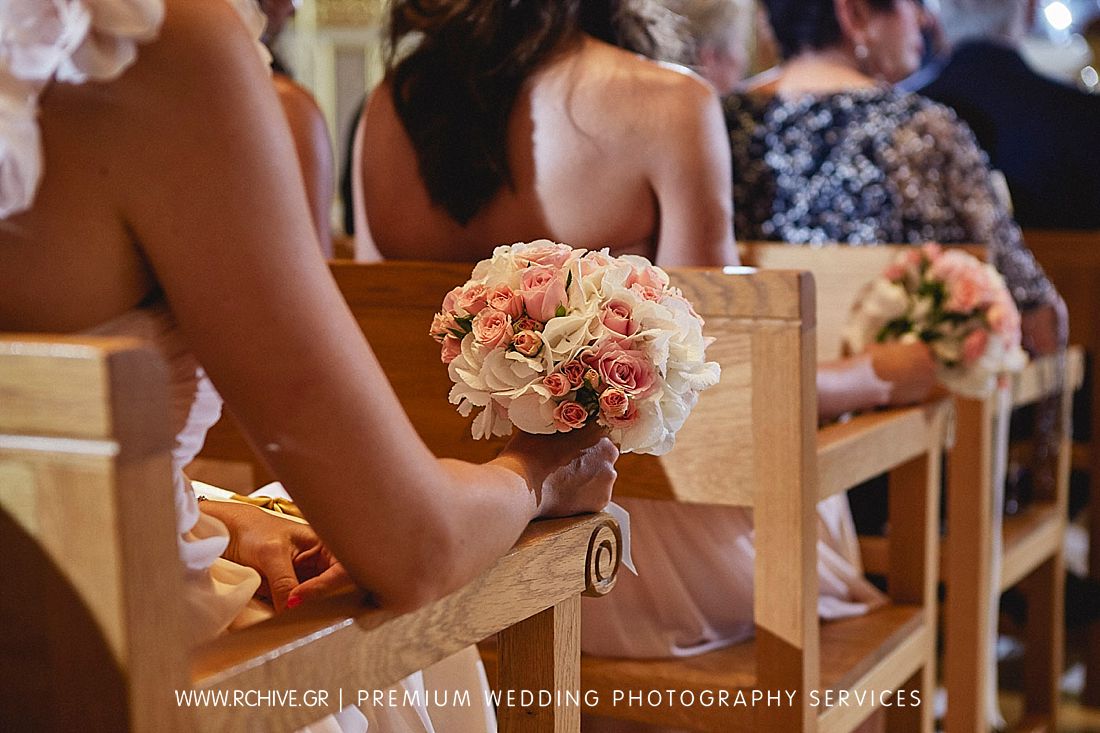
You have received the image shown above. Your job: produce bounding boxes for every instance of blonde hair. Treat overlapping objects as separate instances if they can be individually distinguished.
[670,0,752,64]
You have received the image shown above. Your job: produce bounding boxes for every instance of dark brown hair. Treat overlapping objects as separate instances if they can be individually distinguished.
[762,0,901,59]
[387,0,681,225]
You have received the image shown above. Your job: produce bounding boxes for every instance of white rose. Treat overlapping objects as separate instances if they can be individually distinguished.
[471,400,513,439]
[507,392,558,434]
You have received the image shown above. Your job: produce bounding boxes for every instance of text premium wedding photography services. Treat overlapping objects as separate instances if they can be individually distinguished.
[2,0,1099,731]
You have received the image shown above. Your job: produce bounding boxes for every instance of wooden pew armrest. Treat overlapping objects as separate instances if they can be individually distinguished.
[1010,346,1085,408]
[191,512,619,697]
[817,398,952,500]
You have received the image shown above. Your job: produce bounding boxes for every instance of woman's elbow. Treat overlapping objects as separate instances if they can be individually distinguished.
[361,525,468,614]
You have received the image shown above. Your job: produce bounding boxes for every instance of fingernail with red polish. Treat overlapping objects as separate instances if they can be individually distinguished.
[286,595,302,610]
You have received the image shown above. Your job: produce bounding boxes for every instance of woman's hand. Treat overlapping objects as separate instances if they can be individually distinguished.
[1021,297,1068,357]
[492,426,618,519]
[199,501,350,611]
[867,340,939,407]
[819,340,939,422]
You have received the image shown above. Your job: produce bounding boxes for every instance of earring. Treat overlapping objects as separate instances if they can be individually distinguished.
[854,43,869,60]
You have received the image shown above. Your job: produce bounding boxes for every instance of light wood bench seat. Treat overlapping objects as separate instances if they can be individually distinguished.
[579,604,925,732]
[818,403,948,501]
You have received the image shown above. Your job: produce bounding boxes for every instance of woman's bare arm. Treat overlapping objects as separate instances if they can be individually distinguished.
[648,72,739,268]
[817,342,937,422]
[108,0,613,612]
[274,74,335,257]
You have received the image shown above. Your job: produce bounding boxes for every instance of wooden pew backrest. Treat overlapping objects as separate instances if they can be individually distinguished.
[330,262,816,509]
[741,242,989,362]
[0,336,188,732]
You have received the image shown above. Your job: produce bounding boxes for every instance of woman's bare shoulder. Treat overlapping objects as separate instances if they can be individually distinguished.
[117,0,267,100]
[545,37,718,140]
[576,37,712,103]
[94,0,281,178]
[274,74,325,132]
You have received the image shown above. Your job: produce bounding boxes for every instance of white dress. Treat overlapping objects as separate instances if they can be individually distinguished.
[1,2,494,731]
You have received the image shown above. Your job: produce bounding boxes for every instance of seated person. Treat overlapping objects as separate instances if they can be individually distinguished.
[354,0,936,663]
[726,0,1065,353]
[0,0,616,730]
[725,1,1067,725]
[918,0,1100,230]
[261,0,336,254]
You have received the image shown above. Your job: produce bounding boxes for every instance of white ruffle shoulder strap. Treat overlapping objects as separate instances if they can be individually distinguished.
[0,0,268,219]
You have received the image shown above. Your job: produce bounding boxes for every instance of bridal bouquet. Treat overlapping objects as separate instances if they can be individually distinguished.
[429,241,720,455]
[843,244,1027,398]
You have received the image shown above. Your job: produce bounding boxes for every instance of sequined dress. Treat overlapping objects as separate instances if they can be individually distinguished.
[726,86,1057,730]
[724,87,1055,309]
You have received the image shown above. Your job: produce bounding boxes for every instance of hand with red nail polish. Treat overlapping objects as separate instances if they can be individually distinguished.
[199,501,344,613]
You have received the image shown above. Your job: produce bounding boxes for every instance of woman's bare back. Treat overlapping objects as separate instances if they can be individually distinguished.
[0,81,156,332]
[357,36,736,267]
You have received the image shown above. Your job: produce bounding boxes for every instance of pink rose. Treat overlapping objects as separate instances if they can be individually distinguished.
[882,262,907,282]
[487,285,523,318]
[513,316,544,333]
[520,266,568,322]
[512,330,544,358]
[961,329,989,365]
[553,400,589,431]
[920,242,943,262]
[456,283,489,315]
[429,311,463,342]
[592,340,658,399]
[603,400,638,428]
[600,299,637,337]
[946,277,987,313]
[985,288,1022,351]
[598,387,629,418]
[471,309,513,351]
[928,251,969,282]
[579,250,616,277]
[930,252,996,313]
[561,359,587,388]
[542,372,572,398]
[630,283,663,302]
[430,312,449,343]
[514,241,578,269]
[584,368,602,391]
[626,263,670,291]
[442,286,464,313]
[440,335,462,364]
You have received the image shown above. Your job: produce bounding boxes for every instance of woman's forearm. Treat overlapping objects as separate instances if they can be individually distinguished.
[816,353,892,422]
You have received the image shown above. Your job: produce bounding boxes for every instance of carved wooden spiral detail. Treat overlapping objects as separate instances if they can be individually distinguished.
[583,519,622,597]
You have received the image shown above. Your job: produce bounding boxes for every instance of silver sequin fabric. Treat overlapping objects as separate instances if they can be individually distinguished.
[725,87,1056,308]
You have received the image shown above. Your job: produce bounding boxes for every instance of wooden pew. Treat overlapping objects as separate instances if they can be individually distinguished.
[196,261,948,731]
[0,334,622,732]
[1024,228,1100,708]
[578,266,949,733]
[743,242,1085,732]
